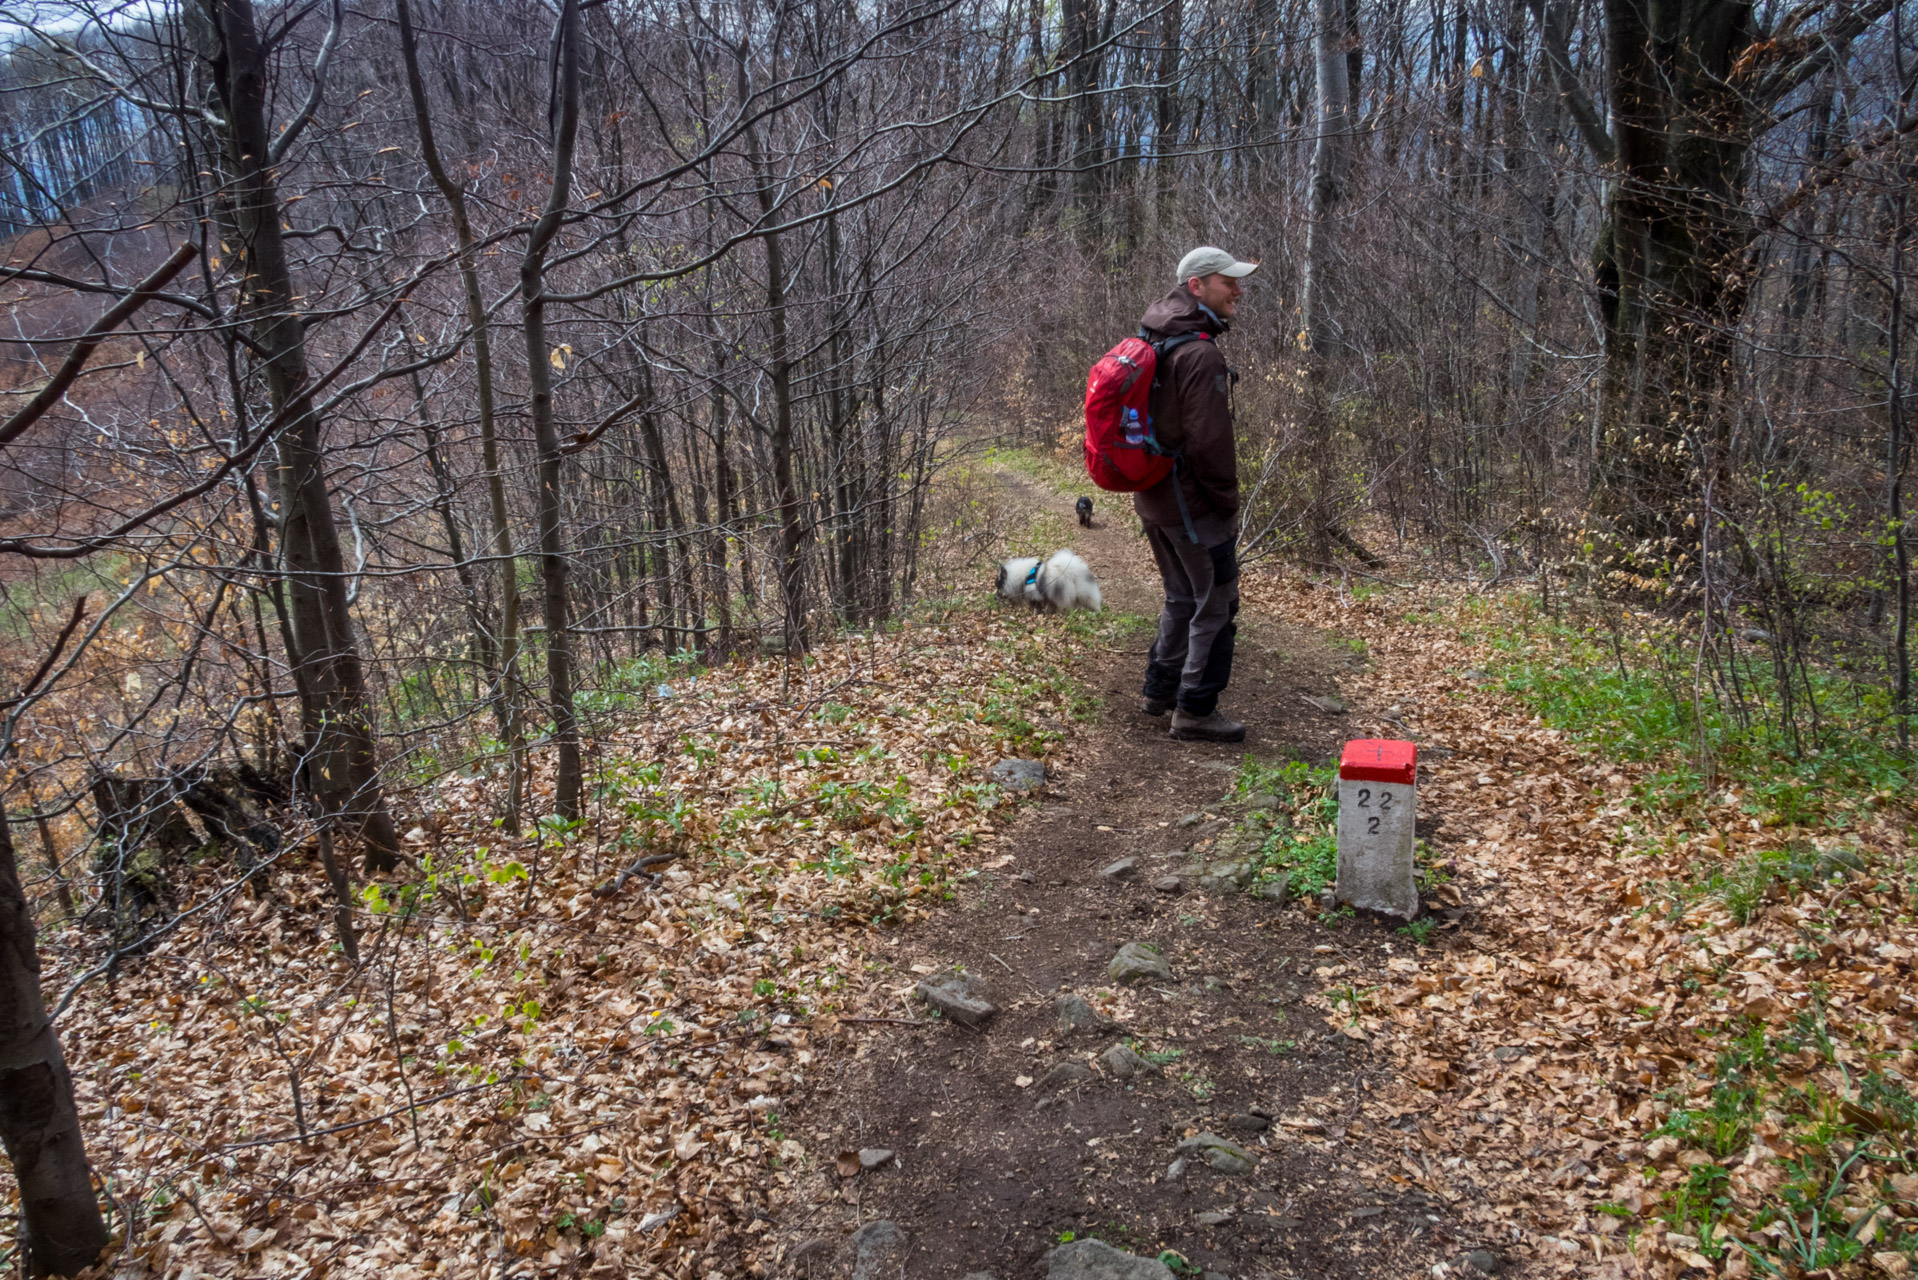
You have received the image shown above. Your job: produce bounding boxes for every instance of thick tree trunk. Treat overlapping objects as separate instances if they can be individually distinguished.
[1589,0,1753,540]
[1584,0,1889,538]
[213,0,400,873]
[0,818,108,1278]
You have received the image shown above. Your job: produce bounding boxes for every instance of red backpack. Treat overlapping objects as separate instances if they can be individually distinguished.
[1083,330,1207,538]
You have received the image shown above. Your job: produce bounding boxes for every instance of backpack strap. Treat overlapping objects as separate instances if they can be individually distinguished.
[1169,457,1200,545]
[1138,330,1208,545]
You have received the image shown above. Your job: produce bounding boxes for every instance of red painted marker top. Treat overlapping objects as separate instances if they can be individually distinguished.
[1338,738,1417,785]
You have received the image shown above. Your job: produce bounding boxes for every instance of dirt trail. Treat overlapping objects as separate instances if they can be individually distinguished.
[772,471,1465,1278]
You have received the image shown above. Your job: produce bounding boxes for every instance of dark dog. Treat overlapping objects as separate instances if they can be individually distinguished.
[1075,495,1093,527]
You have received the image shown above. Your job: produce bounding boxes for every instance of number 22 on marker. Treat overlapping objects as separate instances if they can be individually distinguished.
[1354,786,1393,836]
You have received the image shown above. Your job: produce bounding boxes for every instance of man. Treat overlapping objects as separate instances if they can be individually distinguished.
[1136,245,1257,743]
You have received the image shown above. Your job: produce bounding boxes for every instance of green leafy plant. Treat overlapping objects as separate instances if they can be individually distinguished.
[1238,1035,1296,1055]
[1398,917,1438,945]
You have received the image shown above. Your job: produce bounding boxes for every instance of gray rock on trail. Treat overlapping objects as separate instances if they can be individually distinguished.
[1100,1042,1159,1079]
[1457,1250,1503,1275]
[1175,1132,1258,1175]
[915,971,997,1026]
[1109,941,1172,985]
[1165,1157,1188,1182]
[1152,875,1185,894]
[1253,874,1291,902]
[960,1274,999,1280]
[1098,857,1138,880]
[1055,992,1108,1035]
[1193,858,1257,893]
[850,1220,910,1280]
[1046,1237,1176,1280]
[1817,848,1866,877]
[858,1147,894,1170]
[638,1205,680,1232]
[1038,1061,1095,1091]
[1226,1112,1270,1133]
[1244,791,1280,811]
[989,759,1047,791]
[787,1235,833,1263]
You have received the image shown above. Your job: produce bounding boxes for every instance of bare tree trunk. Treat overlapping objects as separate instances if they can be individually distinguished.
[395,0,526,830]
[1300,0,1353,558]
[213,0,401,873]
[521,0,585,819]
[0,817,108,1279]
[1888,178,1912,749]
[742,105,808,654]
[1155,0,1184,223]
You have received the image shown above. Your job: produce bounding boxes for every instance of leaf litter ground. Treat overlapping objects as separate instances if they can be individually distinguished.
[17,454,1917,1280]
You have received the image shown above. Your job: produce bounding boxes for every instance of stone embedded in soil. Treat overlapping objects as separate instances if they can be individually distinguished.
[1055,992,1106,1034]
[1196,1210,1234,1227]
[1193,858,1257,893]
[851,1220,910,1280]
[1176,1132,1258,1175]
[1457,1249,1503,1275]
[960,1274,999,1280]
[1254,875,1291,901]
[1152,875,1185,893]
[1226,1112,1270,1133]
[1108,941,1173,985]
[1165,1156,1188,1181]
[1818,848,1866,877]
[1100,1042,1158,1078]
[1098,857,1139,880]
[638,1206,680,1232]
[858,1147,894,1170]
[1245,791,1280,811]
[915,971,997,1026]
[1177,812,1204,827]
[1038,1061,1095,1091]
[787,1236,833,1262]
[1046,1237,1176,1280]
[989,758,1047,791]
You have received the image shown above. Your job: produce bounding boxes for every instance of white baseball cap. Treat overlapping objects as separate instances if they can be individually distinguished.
[1176,246,1259,283]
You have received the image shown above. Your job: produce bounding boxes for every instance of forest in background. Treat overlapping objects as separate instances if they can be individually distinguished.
[0,0,1913,1273]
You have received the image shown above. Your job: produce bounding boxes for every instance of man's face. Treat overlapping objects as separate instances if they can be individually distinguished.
[1186,271,1243,320]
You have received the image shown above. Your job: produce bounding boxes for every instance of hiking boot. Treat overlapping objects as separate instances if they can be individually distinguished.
[1141,694,1176,716]
[1169,709,1246,743]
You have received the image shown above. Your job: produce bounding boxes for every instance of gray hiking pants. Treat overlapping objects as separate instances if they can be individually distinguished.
[1141,523,1239,716]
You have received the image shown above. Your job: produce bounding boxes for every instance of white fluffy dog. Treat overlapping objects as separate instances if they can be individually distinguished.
[995,549,1103,613]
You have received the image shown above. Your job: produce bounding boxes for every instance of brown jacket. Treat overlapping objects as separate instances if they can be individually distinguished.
[1131,286,1238,534]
